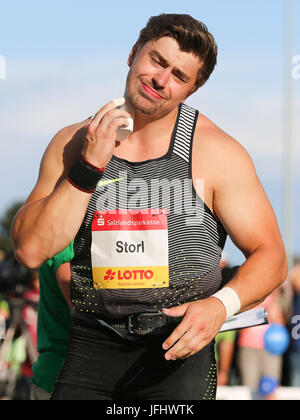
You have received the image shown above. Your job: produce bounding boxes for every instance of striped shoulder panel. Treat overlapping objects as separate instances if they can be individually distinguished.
[173,104,198,163]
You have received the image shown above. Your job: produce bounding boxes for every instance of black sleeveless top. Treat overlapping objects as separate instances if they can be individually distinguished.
[71,104,227,320]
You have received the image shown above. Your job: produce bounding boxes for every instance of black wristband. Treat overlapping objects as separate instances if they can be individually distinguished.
[67,155,106,193]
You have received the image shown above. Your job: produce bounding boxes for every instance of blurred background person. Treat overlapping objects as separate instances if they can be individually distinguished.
[237,289,286,400]
[0,269,39,400]
[216,254,238,386]
[12,270,39,400]
[0,250,10,331]
[215,330,237,386]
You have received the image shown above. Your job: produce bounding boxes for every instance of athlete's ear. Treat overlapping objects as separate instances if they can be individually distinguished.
[128,43,140,67]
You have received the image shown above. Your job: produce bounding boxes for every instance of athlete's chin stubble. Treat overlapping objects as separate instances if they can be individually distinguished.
[128,92,161,116]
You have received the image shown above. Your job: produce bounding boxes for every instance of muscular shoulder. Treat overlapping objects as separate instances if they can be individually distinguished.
[26,119,88,202]
[43,119,89,173]
[195,113,253,164]
[194,113,257,187]
[48,120,88,159]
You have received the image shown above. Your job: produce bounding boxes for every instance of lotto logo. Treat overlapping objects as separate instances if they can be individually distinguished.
[118,269,154,281]
[104,269,116,281]
[104,269,154,281]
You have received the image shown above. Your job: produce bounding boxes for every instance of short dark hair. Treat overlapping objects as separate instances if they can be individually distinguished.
[136,14,218,89]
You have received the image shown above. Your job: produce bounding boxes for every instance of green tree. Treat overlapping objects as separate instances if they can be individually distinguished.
[0,201,24,253]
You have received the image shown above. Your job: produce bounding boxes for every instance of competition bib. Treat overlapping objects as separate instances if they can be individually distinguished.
[91,209,169,290]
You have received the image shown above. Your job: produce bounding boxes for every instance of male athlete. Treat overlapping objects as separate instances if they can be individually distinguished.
[12,14,287,400]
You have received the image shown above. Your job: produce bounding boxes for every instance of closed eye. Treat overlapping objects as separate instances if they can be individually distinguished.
[149,50,190,83]
[174,73,187,82]
[151,56,164,67]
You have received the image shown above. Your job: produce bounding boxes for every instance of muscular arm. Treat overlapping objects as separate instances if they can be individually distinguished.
[162,124,288,361]
[11,123,91,269]
[213,136,288,312]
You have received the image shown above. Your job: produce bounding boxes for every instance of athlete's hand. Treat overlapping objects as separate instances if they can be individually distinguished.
[162,298,226,360]
[82,99,131,168]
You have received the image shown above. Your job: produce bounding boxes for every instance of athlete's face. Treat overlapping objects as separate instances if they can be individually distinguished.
[126,37,201,118]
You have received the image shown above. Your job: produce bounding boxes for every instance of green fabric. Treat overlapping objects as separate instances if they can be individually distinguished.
[0,299,9,313]
[32,243,74,393]
[215,330,237,364]
[6,336,27,375]
[215,330,237,346]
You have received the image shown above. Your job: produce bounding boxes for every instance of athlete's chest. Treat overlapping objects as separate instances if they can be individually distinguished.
[112,107,216,217]
[111,150,214,217]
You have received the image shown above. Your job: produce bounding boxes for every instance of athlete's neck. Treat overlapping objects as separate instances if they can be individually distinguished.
[114,105,179,161]
[129,105,178,144]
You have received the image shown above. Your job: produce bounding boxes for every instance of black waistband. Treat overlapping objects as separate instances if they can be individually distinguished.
[72,310,183,341]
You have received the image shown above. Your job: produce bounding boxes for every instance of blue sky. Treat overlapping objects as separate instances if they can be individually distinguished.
[0,0,295,58]
[0,0,299,265]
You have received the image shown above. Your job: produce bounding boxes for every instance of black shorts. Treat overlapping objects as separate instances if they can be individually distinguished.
[51,317,217,401]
